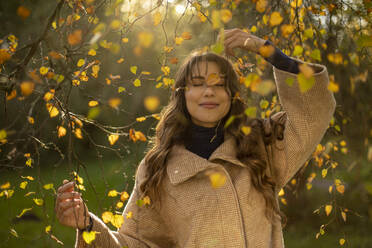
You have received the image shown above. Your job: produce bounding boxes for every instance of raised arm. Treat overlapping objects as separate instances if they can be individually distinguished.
[223,28,336,189]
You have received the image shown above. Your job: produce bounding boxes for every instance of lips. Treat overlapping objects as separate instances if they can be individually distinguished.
[199,102,219,109]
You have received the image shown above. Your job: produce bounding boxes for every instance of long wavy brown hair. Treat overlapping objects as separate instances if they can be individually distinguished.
[140,51,285,224]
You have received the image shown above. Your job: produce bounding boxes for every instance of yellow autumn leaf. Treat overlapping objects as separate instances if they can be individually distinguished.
[74,128,83,139]
[68,29,82,46]
[1,182,10,189]
[256,0,267,13]
[241,126,252,135]
[27,116,34,125]
[45,225,51,233]
[25,158,33,167]
[39,66,49,75]
[328,80,339,92]
[19,181,28,189]
[269,12,283,26]
[163,46,173,53]
[175,36,184,45]
[336,184,345,194]
[281,24,295,38]
[20,81,35,96]
[108,98,121,109]
[118,87,126,93]
[88,49,96,56]
[133,79,141,87]
[126,211,133,219]
[82,231,96,244]
[117,58,124,63]
[17,6,31,19]
[161,66,170,76]
[21,176,34,181]
[341,211,347,222]
[143,196,151,205]
[110,19,121,29]
[325,204,332,216]
[58,126,66,138]
[298,73,315,93]
[111,214,124,228]
[43,90,55,102]
[116,201,123,209]
[259,45,275,58]
[339,238,346,245]
[153,11,161,26]
[17,208,32,218]
[46,103,59,118]
[120,191,129,201]
[77,59,85,67]
[208,171,226,189]
[92,65,100,78]
[88,100,99,107]
[108,134,119,145]
[144,96,160,112]
[108,189,119,197]
[136,117,146,122]
[138,31,153,48]
[33,198,44,206]
[290,0,302,8]
[181,32,192,40]
[220,9,232,23]
[130,66,137,74]
[121,37,129,43]
[102,211,113,223]
[43,183,54,191]
[340,140,346,146]
[278,188,285,196]
[292,45,303,56]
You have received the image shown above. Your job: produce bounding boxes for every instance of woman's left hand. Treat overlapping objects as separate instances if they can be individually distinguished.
[222,28,266,56]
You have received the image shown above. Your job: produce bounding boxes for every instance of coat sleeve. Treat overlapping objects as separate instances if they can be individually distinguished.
[265,58,336,190]
[75,160,175,248]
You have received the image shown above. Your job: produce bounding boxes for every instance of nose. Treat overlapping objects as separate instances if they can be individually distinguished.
[202,84,216,96]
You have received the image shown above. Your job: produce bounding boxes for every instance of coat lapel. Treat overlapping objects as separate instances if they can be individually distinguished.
[166,134,247,185]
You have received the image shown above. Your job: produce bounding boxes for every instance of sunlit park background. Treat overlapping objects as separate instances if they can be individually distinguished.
[0,0,371,247]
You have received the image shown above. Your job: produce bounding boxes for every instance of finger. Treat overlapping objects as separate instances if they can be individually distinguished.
[63,179,69,184]
[59,198,82,212]
[57,181,75,194]
[57,192,81,202]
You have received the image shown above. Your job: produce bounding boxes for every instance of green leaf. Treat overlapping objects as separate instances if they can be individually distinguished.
[310,49,321,61]
[224,115,235,128]
[87,107,100,120]
[17,208,32,218]
[211,42,224,54]
[292,45,303,56]
[356,35,372,50]
[136,199,144,207]
[297,73,315,93]
[260,99,269,109]
[244,107,257,118]
[285,77,294,87]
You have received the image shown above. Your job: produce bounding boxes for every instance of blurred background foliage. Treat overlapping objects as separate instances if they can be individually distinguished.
[0,0,371,247]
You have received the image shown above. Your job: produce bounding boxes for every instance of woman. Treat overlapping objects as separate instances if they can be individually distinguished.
[55,28,336,248]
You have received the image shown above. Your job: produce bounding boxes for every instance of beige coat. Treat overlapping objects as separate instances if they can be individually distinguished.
[75,59,336,248]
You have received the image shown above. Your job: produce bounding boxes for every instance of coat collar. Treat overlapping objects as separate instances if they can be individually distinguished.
[166,134,247,185]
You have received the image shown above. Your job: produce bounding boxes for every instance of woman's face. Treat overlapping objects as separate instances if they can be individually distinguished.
[185,61,231,128]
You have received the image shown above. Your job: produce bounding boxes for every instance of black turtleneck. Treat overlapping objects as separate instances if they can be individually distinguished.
[185,122,224,159]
